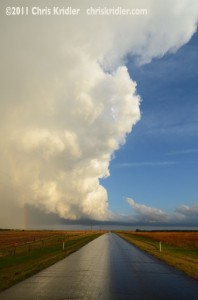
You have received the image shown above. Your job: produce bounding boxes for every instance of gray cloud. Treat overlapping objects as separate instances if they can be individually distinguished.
[127,198,198,226]
[127,198,169,223]
[176,203,198,218]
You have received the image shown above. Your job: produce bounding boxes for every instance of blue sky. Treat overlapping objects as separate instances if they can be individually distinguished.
[102,30,198,218]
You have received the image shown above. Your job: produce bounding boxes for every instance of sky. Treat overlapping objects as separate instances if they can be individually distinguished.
[103,31,198,224]
[0,0,198,229]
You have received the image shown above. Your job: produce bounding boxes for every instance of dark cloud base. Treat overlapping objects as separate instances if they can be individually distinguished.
[25,205,198,230]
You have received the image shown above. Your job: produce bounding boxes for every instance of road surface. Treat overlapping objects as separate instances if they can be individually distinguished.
[0,233,198,299]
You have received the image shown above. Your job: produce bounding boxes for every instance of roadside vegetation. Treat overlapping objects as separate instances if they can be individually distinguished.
[116,231,198,280]
[0,230,104,291]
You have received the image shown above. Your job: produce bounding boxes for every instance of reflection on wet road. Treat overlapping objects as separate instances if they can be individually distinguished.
[1,233,198,299]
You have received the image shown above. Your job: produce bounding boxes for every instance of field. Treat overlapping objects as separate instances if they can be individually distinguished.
[0,230,94,256]
[0,229,104,291]
[116,231,198,279]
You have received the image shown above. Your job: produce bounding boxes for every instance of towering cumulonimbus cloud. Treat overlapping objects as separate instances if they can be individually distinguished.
[0,0,198,225]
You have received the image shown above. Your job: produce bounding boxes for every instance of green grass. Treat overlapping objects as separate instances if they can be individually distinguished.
[116,232,198,280]
[0,233,102,292]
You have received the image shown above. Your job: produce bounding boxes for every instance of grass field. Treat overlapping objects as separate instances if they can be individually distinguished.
[0,230,104,291]
[116,231,198,280]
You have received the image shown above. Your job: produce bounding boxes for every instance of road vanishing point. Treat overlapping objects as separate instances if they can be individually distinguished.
[0,233,198,300]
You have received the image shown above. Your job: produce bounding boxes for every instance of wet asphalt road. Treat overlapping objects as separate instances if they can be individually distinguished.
[0,233,198,300]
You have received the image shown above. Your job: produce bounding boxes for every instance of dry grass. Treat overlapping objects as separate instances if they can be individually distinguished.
[128,231,198,249]
[0,230,92,250]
